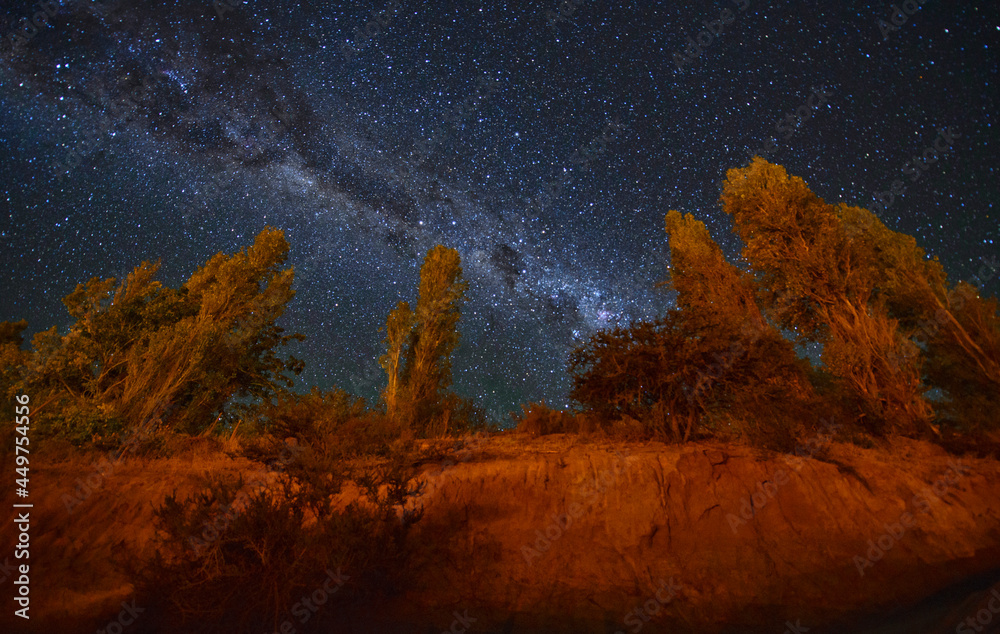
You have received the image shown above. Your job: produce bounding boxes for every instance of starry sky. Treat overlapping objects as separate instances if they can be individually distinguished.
[1,0,997,421]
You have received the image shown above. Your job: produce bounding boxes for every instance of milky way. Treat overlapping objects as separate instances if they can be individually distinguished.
[1,0,997,420]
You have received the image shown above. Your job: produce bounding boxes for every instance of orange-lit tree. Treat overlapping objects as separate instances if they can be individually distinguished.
[23,227,304,444]
[720,158,999,435]
[571,210,814,448]
[379,300,414,426]
[0,320,28,404]
[665,209,815,442]
[379,245,467,436]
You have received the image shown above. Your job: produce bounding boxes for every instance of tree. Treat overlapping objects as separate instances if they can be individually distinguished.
[664,210,766,334]
[23,227,305,444]
[172,226,305,430]
[921,282,1000,431]
[569,312,703,441]
[0,320,29,410]
[379,245,467,436]
[574,159,995,442]
[570,211,814,447]
[379,301,414,424]
[664,209,816,444]
[718,159,937,434]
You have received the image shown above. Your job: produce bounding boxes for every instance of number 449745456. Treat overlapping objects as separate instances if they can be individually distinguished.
[15,394,29,492]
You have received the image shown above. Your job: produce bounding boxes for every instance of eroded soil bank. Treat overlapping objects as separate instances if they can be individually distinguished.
[4,433,1000,633]
[363,434,1000,633]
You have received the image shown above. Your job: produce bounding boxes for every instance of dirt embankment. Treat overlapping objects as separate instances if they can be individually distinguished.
[379,434,1000,633]
[4,434,1000,633]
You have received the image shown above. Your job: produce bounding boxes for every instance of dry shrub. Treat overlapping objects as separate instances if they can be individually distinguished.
[936,427,1000,459]
[605,414,647,441]
[447,395,493,435]
[128,437,421,634]
[251,387,403,458]
[725,396,805,453]
[515,402,584,436]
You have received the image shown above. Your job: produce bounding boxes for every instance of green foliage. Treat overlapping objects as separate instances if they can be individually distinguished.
[36,406,127,448]
[720,159,1000,437]
[379,245,468,437]
[17,228,305,446]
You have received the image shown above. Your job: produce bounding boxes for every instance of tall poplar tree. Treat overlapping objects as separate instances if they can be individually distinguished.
[379,245,467,436]
[379,301,413,424]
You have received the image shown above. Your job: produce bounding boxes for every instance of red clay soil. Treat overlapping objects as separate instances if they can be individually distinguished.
[3,433,1000,633]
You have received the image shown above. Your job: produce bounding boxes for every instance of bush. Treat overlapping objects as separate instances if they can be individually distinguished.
[569,310,816,447]
[446,395,494,435]
[515,402,587,436]
[16,229,305,448]
[709,408,802,454]
[31,398,175,455]
[604,414,647,442]
[129,437,421,633]
[251,387,402,458]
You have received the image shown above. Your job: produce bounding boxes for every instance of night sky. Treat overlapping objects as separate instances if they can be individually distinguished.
[1,0,997,421]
